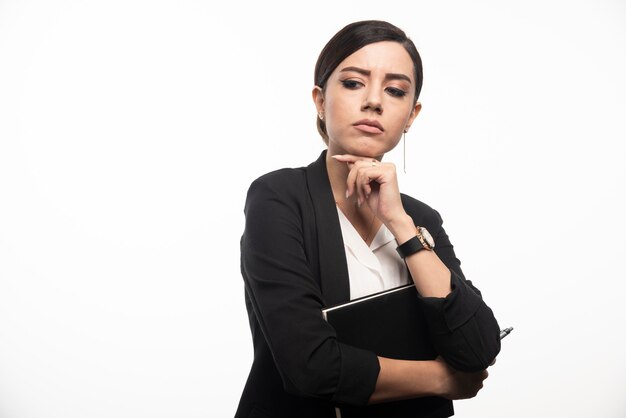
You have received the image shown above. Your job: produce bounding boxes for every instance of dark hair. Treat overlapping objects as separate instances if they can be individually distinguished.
[314,20,424,143]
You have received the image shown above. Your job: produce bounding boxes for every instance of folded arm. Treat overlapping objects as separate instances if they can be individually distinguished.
[389,206,501,373]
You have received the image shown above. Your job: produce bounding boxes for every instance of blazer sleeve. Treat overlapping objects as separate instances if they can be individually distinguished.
[240,175,380,405]
[416,209,501,372]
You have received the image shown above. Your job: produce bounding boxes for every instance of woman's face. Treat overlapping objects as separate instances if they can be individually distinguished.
[313,41,421,159]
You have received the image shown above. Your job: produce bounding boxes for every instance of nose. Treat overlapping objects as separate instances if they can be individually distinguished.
[361,88,383,115]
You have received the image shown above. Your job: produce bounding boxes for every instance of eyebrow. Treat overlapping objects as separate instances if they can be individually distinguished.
[339,66,412,84]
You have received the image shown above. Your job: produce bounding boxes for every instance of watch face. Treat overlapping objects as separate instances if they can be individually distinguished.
[419,227,435,248]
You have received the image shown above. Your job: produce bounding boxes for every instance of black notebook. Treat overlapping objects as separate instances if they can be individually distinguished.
[322,283,437,361]
[322,284,451,418]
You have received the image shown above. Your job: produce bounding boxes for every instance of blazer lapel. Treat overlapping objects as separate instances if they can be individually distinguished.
[305,150,351,307]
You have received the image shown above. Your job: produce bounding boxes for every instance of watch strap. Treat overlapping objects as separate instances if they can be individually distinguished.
[396,235,425,259]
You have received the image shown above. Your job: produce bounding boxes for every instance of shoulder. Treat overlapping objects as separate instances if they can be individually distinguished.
[247,166,307,197]
[244,166,309,215]
[246,150,326,195]
[400,193,444,231]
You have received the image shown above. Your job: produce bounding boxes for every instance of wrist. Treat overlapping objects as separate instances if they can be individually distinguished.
[430,359,450,397]
[387,213,416,244]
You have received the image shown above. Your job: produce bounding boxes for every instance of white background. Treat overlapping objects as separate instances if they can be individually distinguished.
[1,1,625,417]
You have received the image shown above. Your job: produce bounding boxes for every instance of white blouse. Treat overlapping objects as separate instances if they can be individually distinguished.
[336,206,410,300]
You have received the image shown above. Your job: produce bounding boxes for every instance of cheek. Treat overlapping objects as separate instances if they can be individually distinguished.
[325,97,351,128]
[325,93,345,114]
[390,105,414,129]
[385,112,407,133]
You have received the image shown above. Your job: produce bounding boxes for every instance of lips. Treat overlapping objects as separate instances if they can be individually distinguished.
[353,119,384,134]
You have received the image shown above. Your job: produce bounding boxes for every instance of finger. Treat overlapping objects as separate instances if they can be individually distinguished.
[353,163,376,201]
[363,181,372,198]
[345,163,360,199]
[333,154,381,171]
[356,167,373,201]
[343,161,359,198]
[332,154,372,164]
[347,159,381,201]
[355,169,367,206]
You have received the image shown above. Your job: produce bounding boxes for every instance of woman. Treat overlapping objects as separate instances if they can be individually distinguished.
[236,20,501,418]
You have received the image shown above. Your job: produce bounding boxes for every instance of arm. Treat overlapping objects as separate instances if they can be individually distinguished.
[389,208,501,372]
[336,154,501,373]
[388,213,452,298]
[371,356,489,403]
[370,211,495,401]
[413,208,501,372]
[241,175,379,405]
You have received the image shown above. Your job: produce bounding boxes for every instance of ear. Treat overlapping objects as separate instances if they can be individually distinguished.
[312,85,325,114]
[404,101,422,132]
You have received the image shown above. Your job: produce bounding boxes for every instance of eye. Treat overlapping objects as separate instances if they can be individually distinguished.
[386,87,407,98]
[340,79,363,89]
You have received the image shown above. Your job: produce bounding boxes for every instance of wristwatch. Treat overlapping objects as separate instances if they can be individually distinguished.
[396,226,435,258]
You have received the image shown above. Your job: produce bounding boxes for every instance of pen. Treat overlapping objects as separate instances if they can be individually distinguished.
[500,327,514,339]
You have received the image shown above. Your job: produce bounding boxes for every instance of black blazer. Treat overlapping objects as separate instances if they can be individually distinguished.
[236,151,501,418]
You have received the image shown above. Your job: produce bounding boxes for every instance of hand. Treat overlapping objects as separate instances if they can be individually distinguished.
[435,356,489,400]
[331,154,406,227]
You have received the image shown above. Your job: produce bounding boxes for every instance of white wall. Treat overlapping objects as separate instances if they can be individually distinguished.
[1,1,625,417]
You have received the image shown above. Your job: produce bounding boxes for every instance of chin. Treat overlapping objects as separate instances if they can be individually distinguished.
[330,135,391,158]
[353,144,390,159]
[344,140,374,156]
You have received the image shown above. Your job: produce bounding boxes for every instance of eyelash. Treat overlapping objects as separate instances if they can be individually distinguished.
[386,87,407,98]
[341,79,362,89]
[340,80,407,98]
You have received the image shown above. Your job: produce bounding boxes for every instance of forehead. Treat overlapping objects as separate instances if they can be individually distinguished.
[333,41,415,82]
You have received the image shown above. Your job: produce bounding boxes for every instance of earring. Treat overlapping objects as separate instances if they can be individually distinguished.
[403,129,408,174]
[318,112,324,121]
